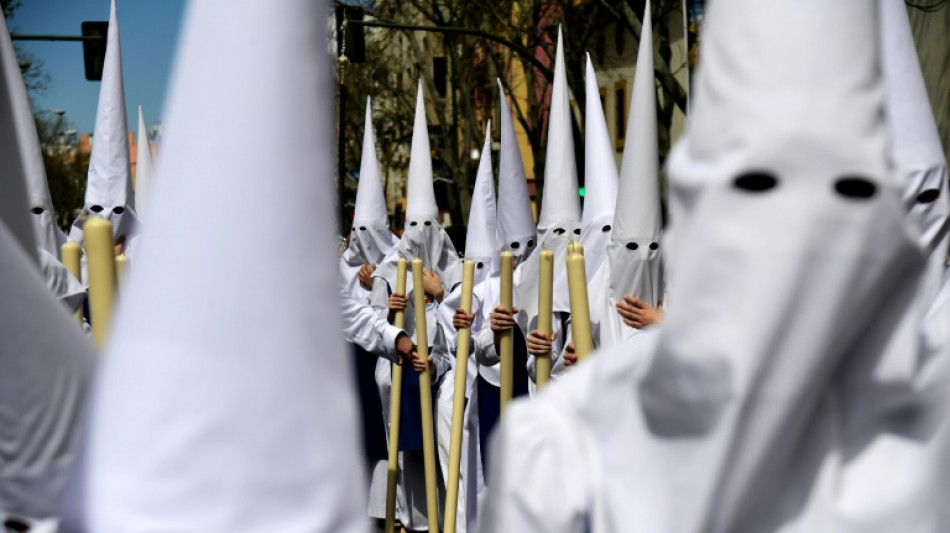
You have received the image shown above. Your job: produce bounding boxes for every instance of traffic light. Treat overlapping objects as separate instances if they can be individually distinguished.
[578,186,586,198]
[81,21,108,81]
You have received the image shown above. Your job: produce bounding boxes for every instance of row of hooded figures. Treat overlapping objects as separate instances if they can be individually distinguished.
[1,0,949,531]
[339,0,950,531]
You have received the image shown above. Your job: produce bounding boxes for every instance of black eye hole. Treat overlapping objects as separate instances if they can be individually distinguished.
[573,228,581,235]
[626,242,639,250]
[917,188,940,204]
[90,205,104,213]
[553,228,566,235]
[649,242,659,250]
[424,220,432,226]
[734,171,778,193]
[510,241,521,249]
[602,224,611,233]
[476,261,484,269]
[112,206,125,214]
[834,177,877,200]
[527,239,535,248]
[359,225,367,231]
[409,221,418,227]
[30,206,44,215]
[4,517,30,532]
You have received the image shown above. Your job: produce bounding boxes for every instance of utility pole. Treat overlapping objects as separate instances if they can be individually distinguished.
[335,6,365,233]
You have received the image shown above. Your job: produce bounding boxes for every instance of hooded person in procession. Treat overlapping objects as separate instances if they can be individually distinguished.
[2,13,85,312]
[0,13,95,529]
[68,0,139,262]
[586,0,665,351]
[451,79,553,489]
[480,0,928,530]
[338,96,405,524]
[68,0,368,529]
[369,80,462,531]
[341,97,401,303]
[508,27,581,382]
[824,1,950,530]
[438,120,500,531]
[578,53,618,285]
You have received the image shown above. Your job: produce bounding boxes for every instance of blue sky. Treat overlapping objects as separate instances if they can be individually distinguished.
[9,0,185,136]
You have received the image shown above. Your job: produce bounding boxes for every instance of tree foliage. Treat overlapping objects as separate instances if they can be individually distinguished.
[337,0,687,230]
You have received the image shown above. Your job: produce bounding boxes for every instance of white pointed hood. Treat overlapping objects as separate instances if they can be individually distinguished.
[881,0,949,300]
[466,121,497,286]
[339,97,397,300]
[623,0,925,528]
[2,14,61,258]
[69,0,138,245]
[75,0,367,529]
[580,53,619,280]
[134,106,153,221]
[0,13,38,265]
[527,26,580,314]
[406,80,439,222]
[0,220,94,525]
[374,80,461,294]
[538,26,580,237]
[608,0,663,306]
[496,78,537,263]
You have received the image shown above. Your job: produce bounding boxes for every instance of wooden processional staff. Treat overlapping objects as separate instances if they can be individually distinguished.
[84,216,117,347]
[444,260,475,533]
[566,241,594,360]
[411,258,441,533]
[535,250,554,389]
[498,251,514,414]
[384,258,408,533]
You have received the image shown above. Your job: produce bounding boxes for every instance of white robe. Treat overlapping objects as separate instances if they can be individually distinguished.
[369,280,452,530]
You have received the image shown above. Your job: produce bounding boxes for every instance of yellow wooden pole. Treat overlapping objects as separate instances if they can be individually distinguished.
[444,260,475,533]
[412,258,440,533]
[115,254,129,292]
[385,258,408,533]
[84,216,116,347]
[499,251,514,414]
[567,245,594,360]
[61,241,84,325]
[535,250,554,390]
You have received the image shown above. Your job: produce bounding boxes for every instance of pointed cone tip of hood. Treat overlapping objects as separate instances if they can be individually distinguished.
[465,120,497,261]
[880,0,945,171]
[538,23,580,231]
[0,14,39,260]
[496,79,537,249]
[582,53,619,231]
[85,0,134,211]
[353,96,389,227]
[406,80,438,221]
[614,0,660,242]
[80,0,368,527]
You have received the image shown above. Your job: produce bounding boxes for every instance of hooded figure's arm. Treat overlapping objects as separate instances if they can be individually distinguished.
[340,286,404,362]
[472,326,500,367]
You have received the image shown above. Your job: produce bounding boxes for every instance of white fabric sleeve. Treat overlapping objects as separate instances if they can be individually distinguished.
[340,288,404,362]
[479,398,590,533]
[369,280,390,318]
[429,321,452,380]
[472,326,499,366]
